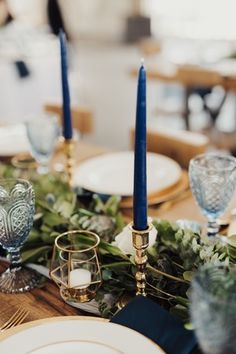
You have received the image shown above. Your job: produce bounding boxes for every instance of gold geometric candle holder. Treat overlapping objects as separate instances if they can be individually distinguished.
[129,222,152,297]
[50,230,101,303]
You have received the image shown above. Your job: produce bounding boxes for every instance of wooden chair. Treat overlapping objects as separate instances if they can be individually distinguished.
[44,103,94,137]
[130,127,209,169]
[177,65,222,87]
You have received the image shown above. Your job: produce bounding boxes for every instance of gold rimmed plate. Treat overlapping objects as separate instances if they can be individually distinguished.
[0,316,165,354]
[74,151,182,197]
[120,171,189,208]
[0,124,29,158]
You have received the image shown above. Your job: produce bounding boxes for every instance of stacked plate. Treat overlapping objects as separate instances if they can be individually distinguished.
[74,151,188,207]
[0,124,29,157]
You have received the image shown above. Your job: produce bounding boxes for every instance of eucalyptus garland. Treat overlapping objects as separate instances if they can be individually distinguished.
[0,164,236,320]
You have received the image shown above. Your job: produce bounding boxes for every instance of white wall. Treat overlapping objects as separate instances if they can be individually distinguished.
[59,0,134,42]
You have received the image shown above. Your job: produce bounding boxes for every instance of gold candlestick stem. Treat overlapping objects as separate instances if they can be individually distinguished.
[129,223,152,296]
[64,139,75,187]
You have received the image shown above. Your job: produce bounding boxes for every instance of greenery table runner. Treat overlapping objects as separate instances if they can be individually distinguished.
[0,164,236,321]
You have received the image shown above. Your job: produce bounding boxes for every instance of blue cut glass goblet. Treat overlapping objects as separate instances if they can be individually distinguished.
[191,264,236,354]
[0,179,41,293]
[189,153,236,238]
[26,114,60,174]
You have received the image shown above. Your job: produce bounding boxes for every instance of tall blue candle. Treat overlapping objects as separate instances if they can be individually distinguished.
[133,63,148,231]
[59,30,73,140]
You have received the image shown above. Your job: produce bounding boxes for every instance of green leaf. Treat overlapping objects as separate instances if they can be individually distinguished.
[28,229,41,243]
[102,269,113,281]
[226,235,236,248]
[114,212,125,233]
[22,246,51,263]
[78,208,95,217]
[54,200,74,218]
[34,213,43,221]
[40,224,52,233]
[170,305,189,322]
[93,195,105,213]
[183,271,193,281]
[36,200,55,213]
[147,245,158,258]
[43,212,64,227]
[104,196,121,216]
[175,296,190,307]
[184,322,194,330]
[99,241,130,260]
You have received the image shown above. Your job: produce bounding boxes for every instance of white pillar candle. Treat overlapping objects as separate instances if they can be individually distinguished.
[69,269,92,289]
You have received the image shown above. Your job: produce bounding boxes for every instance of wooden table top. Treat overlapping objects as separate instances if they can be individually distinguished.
[0,262,82,325]
[0,141,236,330]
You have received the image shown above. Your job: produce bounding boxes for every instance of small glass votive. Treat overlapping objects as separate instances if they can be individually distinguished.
[50,230,101,303]
[190,263,236,354]
[11,153,37,179]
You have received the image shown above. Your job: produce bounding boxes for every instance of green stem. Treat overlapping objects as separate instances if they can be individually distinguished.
[147,281,176,298]
[147,264,189,284]
[101,261,132,269]
[78,208,95,217]
[172,261,185,270]
[148,292,170,301]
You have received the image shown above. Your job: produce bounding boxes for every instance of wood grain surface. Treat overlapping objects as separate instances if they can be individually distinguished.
[0,262,89,326]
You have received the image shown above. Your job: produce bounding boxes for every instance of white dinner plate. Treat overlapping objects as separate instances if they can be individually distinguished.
[74,151,181,196]
[0,316,164,354]
[0,124,29,156]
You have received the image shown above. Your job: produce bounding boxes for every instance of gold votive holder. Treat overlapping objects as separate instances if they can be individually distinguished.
[63,138,76,187]
[129,222,153,297]
[50,230,101,303]
[11,153,37,179]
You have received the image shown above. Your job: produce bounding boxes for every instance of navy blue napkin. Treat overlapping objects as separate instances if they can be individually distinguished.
[14,60,30,79]
[111,296,198,354]
[75,187,110,204]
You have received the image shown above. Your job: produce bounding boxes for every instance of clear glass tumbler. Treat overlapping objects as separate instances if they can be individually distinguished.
[26,114,60,174]
[191,263,236,354]
[189,153,236,238]
[0,179,41,293]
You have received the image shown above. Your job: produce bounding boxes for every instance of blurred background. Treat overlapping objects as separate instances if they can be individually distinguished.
[1,0,236,152]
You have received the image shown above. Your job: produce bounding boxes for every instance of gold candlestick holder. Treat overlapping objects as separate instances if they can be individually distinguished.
[129,223,152,296]
[64,138,76,187]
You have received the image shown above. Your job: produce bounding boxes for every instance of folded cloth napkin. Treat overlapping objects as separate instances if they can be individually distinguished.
[111,296,199,354]
[14,60,30,78]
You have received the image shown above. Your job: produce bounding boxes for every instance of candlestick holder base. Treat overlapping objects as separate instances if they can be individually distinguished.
[129,223,152,296]
[63,138,76,187]
[60,287,96,303]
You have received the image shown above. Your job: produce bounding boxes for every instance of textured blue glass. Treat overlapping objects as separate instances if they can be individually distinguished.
[0,179,35,251]
[189,154,236,220]
[0,179,40,293]
[191,264,236,354]
[26,115,59,171]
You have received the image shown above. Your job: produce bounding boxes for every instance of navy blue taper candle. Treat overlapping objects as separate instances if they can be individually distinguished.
[59,30,73,140]
[133,63,148,231]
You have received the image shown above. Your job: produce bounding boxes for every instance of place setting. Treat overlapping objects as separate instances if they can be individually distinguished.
[1,21,236,354]
[73,150,189,209]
